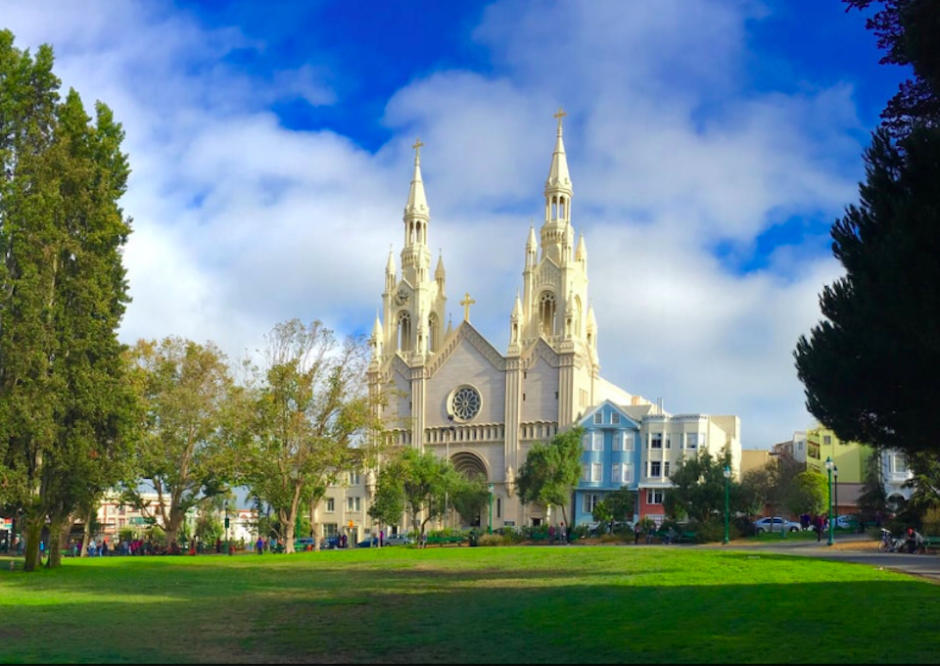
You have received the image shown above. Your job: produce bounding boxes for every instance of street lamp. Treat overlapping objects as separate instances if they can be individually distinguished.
[723,465,732,545]
[833,465,839,537]
[488,483,494,534]
[824,457,834,547]
[223,500,231,556]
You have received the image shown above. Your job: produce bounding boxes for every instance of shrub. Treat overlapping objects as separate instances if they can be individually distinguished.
[477,534,503,547]
[599,533,623,544]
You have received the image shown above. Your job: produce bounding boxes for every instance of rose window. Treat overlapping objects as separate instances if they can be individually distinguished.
[451,386,481,421]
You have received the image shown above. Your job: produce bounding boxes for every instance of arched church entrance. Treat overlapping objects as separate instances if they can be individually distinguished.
[450,452,488,528]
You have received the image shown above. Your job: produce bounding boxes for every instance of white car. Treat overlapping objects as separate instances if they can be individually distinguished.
[753,516,801,534]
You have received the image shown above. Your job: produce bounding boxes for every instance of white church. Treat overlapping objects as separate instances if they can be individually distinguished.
[316,113,740,538]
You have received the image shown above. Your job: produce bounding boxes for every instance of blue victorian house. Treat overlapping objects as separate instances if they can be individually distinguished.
[573,401,642,526]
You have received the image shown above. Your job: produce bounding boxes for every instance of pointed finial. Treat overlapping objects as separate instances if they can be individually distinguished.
[412,138,424,161]
[553,107,567,135]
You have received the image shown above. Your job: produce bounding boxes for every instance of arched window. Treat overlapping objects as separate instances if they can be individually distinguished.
[574,296,582,337]
[539,291,556,337]
[428,313,440,352]
[398,311,412,352]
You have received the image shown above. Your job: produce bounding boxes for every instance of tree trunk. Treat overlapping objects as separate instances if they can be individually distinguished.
[45,516,68,569]
[165,509,185,548]
[22,514,43,572]
[80,506,93,557]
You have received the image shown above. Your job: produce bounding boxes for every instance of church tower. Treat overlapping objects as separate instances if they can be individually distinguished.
[518,110,594,358]
[373,140,447,364]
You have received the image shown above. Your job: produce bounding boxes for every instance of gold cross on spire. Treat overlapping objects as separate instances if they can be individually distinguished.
[553,107,567,121]
[412,138,424,156]
[460,292,476,322]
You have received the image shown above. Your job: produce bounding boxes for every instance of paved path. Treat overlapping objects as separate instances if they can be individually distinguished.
[711,535,940,583]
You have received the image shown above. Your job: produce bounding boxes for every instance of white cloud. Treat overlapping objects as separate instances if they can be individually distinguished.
[1,0,868,447]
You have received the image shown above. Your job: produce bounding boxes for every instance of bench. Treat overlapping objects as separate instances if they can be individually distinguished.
[425,535,466,547]
[923,536,940,553]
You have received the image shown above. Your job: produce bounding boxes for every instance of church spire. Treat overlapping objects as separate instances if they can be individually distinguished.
[404,138,429,220]
[545,108,572,196]
[575,233,587,263]
[401,138,432,284]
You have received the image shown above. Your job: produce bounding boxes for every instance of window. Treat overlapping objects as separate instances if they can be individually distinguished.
[349,472,361,485]
[894,454,908,474]
[651,433,662,449]
[324,523,338,537]
[326,498,335,513]
[808,442,820,459]
[582,434,591,451]
[623,434,634,452]
[582,464,590,482]
[539,291,557,336]
[583,494,600,513]
[497,498,501,518]
[591,463,602,482]
[592,432,603,451]
[664,461,670,477]
[686,433,698,449]
[646,489,664,504]
[649,461,661,477]
[665,436,671,449]
[593,411,602,424]
[611,413,621,425]
[347,497,361,512]
[612,432,622,451]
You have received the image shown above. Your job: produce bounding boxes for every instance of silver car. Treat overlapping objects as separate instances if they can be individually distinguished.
[753,516,801,534]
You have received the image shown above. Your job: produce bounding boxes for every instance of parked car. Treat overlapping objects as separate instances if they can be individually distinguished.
[383,533,413,546]
[753,516,801,534]
[835,514,857,530]
[356,536,379,548]
[323,534,341,549]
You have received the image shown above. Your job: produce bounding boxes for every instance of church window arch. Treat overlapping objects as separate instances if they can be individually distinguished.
[398,311,412,352]
[539,291,557,337]
[574,296,582,337]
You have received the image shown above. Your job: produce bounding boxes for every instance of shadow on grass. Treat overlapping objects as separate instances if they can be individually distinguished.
[0,552,938,663]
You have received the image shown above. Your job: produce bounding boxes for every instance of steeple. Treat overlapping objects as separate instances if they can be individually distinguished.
[435,251,446,282]
[545,108,572,196]
[404,138,429,220]
[401,138,432,284]
[541,109,573,265]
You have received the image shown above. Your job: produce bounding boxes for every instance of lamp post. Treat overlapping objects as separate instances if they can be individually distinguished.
[488,483,494,534]
[223,500,231,555]
[824,457,834,547]
[833,465,839,536]
[723,465,732,545]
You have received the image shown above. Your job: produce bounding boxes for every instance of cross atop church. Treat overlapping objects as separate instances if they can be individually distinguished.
[412,137,424,157]
[460,292,476,322]
[553,107,566,132]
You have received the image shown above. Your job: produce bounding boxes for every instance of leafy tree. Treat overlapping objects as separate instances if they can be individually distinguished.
[0,31,135,571]
[786,470,828,517]
[125,338,235,549]
[858,453,888,522]
[667,449,733,524]
[450,474,489,527]
[739,466,773,519]
[367,472,404,536]
[516,427,583,527]
[374,447,458,541]
[593,486,635,533]
[900,451,940,526]
[240,320,375,554]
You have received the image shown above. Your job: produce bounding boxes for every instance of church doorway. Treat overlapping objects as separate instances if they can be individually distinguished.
[449,452,488,528]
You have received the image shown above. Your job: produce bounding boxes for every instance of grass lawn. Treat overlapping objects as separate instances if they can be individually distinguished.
[0,545,937,663]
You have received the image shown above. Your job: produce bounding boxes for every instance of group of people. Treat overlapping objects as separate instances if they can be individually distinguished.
[547,522,570,544]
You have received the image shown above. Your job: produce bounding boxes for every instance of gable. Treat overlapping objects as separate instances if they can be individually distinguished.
[580,400,641,431]
[427,321,505,377]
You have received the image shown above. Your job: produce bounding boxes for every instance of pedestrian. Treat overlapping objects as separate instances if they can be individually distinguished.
[101,538,109,556]
[379,530,384,547]
[256,536,264,554]
[215,537,222,554]
[814,515,823,542]
[548,524,556,544]
[634,523,641,545]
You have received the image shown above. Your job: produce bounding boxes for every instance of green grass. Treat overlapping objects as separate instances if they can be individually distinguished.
[0,546,937,663]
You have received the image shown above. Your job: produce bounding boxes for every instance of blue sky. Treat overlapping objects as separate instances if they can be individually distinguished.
[2,1,909,447]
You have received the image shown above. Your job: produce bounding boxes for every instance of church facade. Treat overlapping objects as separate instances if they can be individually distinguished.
[315,114,740,539]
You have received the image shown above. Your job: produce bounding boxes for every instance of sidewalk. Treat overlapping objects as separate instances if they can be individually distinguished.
[713,534,940,583]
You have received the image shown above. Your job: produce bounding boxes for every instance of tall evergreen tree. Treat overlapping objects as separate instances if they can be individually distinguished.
[796,2,940,458]
[0,31,133,571]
